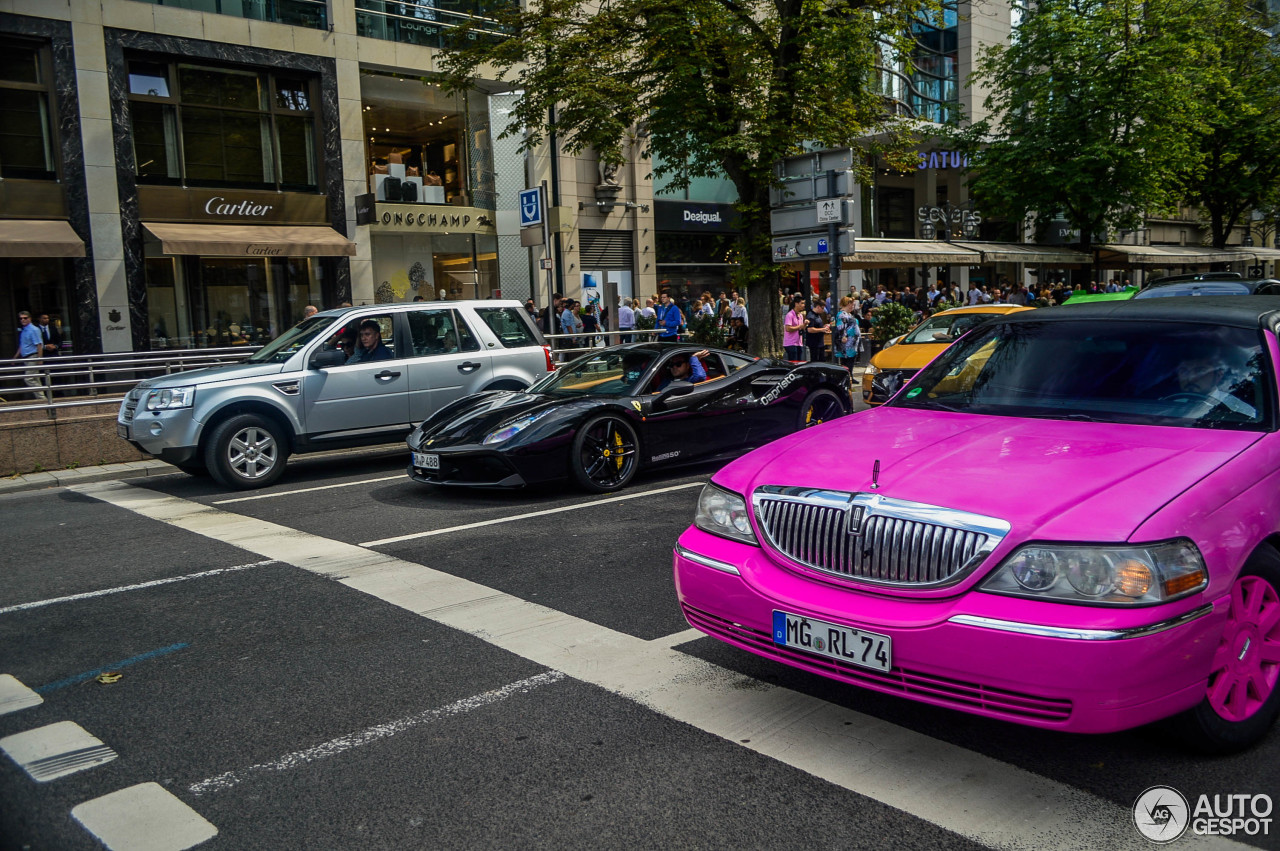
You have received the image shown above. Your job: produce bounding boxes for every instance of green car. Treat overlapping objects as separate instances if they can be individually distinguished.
[1062,288,1138,305]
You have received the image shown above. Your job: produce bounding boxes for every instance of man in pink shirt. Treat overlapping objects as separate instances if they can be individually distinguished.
[783,296,808,361]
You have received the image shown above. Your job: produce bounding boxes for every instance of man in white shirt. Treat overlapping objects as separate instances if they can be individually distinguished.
[617,298,636,333]
[639,298,657,320]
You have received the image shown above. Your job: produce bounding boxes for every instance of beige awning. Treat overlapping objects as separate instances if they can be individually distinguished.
[841,240,981,267]
[1239,247,1280,260]
[953,241,1090,265]
[0,219,85,257]
[143,222,356,257]
[1094,244,1255,266]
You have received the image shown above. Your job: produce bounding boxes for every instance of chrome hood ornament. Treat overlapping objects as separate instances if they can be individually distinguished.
[870,459,881,490]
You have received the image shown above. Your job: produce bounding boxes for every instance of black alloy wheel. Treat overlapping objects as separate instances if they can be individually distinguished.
[798,388,847,430]
[570,414,639,493]
[204,413,290,490]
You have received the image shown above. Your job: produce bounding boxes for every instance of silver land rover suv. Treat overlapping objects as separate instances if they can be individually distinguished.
[118,300,552,489]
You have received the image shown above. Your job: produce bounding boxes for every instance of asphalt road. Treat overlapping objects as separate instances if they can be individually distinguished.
[0,440,1276,851]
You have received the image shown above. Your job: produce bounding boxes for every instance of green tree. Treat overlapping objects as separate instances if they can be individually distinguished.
[956,0,1217,259]
[1181,0,1280,248]
[439,0,933,356]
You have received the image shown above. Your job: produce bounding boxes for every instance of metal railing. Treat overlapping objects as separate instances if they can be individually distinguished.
[0,347,261,414]
[542,328,667,362]
[0,330,681,414]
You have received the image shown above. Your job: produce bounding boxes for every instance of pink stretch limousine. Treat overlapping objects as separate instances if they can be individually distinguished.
[675,297,1280,752]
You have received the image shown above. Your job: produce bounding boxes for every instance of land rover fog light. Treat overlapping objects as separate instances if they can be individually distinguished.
[149,421,163,436]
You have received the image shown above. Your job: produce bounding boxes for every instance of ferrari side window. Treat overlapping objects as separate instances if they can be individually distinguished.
[723,354,755,374]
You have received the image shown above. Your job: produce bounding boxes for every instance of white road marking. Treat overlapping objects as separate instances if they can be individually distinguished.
[74,481,1243,851]
[72,782,217,851]
[1,721,117,782]
[650,628,704,647]
[0,561,276,616]
[360,481,705,547]
[213,475,404,505]
[189,671,564,795]
[0,675,42,715]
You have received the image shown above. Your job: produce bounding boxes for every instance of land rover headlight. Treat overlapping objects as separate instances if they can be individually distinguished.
[981,540,1206,605]
[694,483,758,545]
[144,386,195,411]
[483,410,551,445]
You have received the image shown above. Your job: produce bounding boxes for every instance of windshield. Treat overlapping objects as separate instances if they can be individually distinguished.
[902,312,995,345]
[1135,282,1252,298]
[891,319,1273,430]
[244,315,335,364]
[528,349,657,397]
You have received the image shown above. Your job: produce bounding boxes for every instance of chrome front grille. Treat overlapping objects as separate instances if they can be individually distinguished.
[121,387,145,423]
[753,487,1010,587]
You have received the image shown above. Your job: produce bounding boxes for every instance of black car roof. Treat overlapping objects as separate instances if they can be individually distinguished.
[1004,295,1280,332]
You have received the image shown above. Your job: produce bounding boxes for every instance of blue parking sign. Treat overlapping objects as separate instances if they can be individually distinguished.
[519,188,542,227]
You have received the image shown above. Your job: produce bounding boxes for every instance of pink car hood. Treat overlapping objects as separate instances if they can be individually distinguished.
[725,408,1262,542]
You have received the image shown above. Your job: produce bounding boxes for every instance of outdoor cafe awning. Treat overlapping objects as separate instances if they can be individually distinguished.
[143,223,357,257]
[841,240,981,267]
[0,219,85,258]
[953,242,1091,265]
[1093,244,1255,266]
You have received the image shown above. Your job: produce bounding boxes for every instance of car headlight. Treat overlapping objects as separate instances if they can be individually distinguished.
[144,386,195,411]
[482,410,551,445]
[864,364,880,376]
[981,540,1207,605]
[693,483,758,546]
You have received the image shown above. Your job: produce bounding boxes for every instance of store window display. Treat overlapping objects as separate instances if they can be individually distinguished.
[360,70,494,207]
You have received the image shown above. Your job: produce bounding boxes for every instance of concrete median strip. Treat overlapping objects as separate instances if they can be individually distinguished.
[72,782,217,851]
[71,480,1243,851]
[1,721,117,782]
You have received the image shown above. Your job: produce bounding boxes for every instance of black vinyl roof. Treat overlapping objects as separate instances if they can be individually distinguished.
[1004,295,1280,332]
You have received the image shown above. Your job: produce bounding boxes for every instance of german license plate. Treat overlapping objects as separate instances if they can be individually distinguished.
[772,611,892,672]
[412,452,439,470]
[117,423,129,439]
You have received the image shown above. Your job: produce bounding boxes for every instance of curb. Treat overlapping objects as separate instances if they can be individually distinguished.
[0,460,178,495]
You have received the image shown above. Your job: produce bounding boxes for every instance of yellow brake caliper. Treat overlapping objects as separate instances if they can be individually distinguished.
[612,430,624,470]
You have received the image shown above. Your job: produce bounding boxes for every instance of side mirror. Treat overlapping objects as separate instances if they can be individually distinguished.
[653,380,694,411]
[312,349,347,369]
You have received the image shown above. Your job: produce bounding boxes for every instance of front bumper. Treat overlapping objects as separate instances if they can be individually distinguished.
[862,368,918,405]
[673,527,1222,734]
[117,405,203,465]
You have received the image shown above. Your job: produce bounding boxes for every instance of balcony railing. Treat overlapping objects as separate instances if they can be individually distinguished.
[131,0,328,29]
[355,0,512,48]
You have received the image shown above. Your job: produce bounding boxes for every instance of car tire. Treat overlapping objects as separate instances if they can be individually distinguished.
[204,413,290,490]
[570,414,639,493]
[1172,545,1280,754]
[798,388,847,429]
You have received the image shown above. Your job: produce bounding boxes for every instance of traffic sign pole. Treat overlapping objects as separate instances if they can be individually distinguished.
[541,181,552,339]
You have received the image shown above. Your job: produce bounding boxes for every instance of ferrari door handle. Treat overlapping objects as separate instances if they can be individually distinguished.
[374,370,401,381]
[458,361,482,372]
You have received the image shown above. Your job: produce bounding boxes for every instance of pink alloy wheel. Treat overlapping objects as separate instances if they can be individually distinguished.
[1207,575,1280,722]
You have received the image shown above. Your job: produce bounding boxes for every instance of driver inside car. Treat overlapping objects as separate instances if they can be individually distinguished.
[1173,355,1256,418]
[656,350,709,391]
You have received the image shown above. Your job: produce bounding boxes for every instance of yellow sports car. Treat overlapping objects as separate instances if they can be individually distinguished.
[862,304,1034,404]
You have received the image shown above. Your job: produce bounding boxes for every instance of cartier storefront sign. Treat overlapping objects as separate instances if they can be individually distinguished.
[137,186,329,224]
[369,203,497,235]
